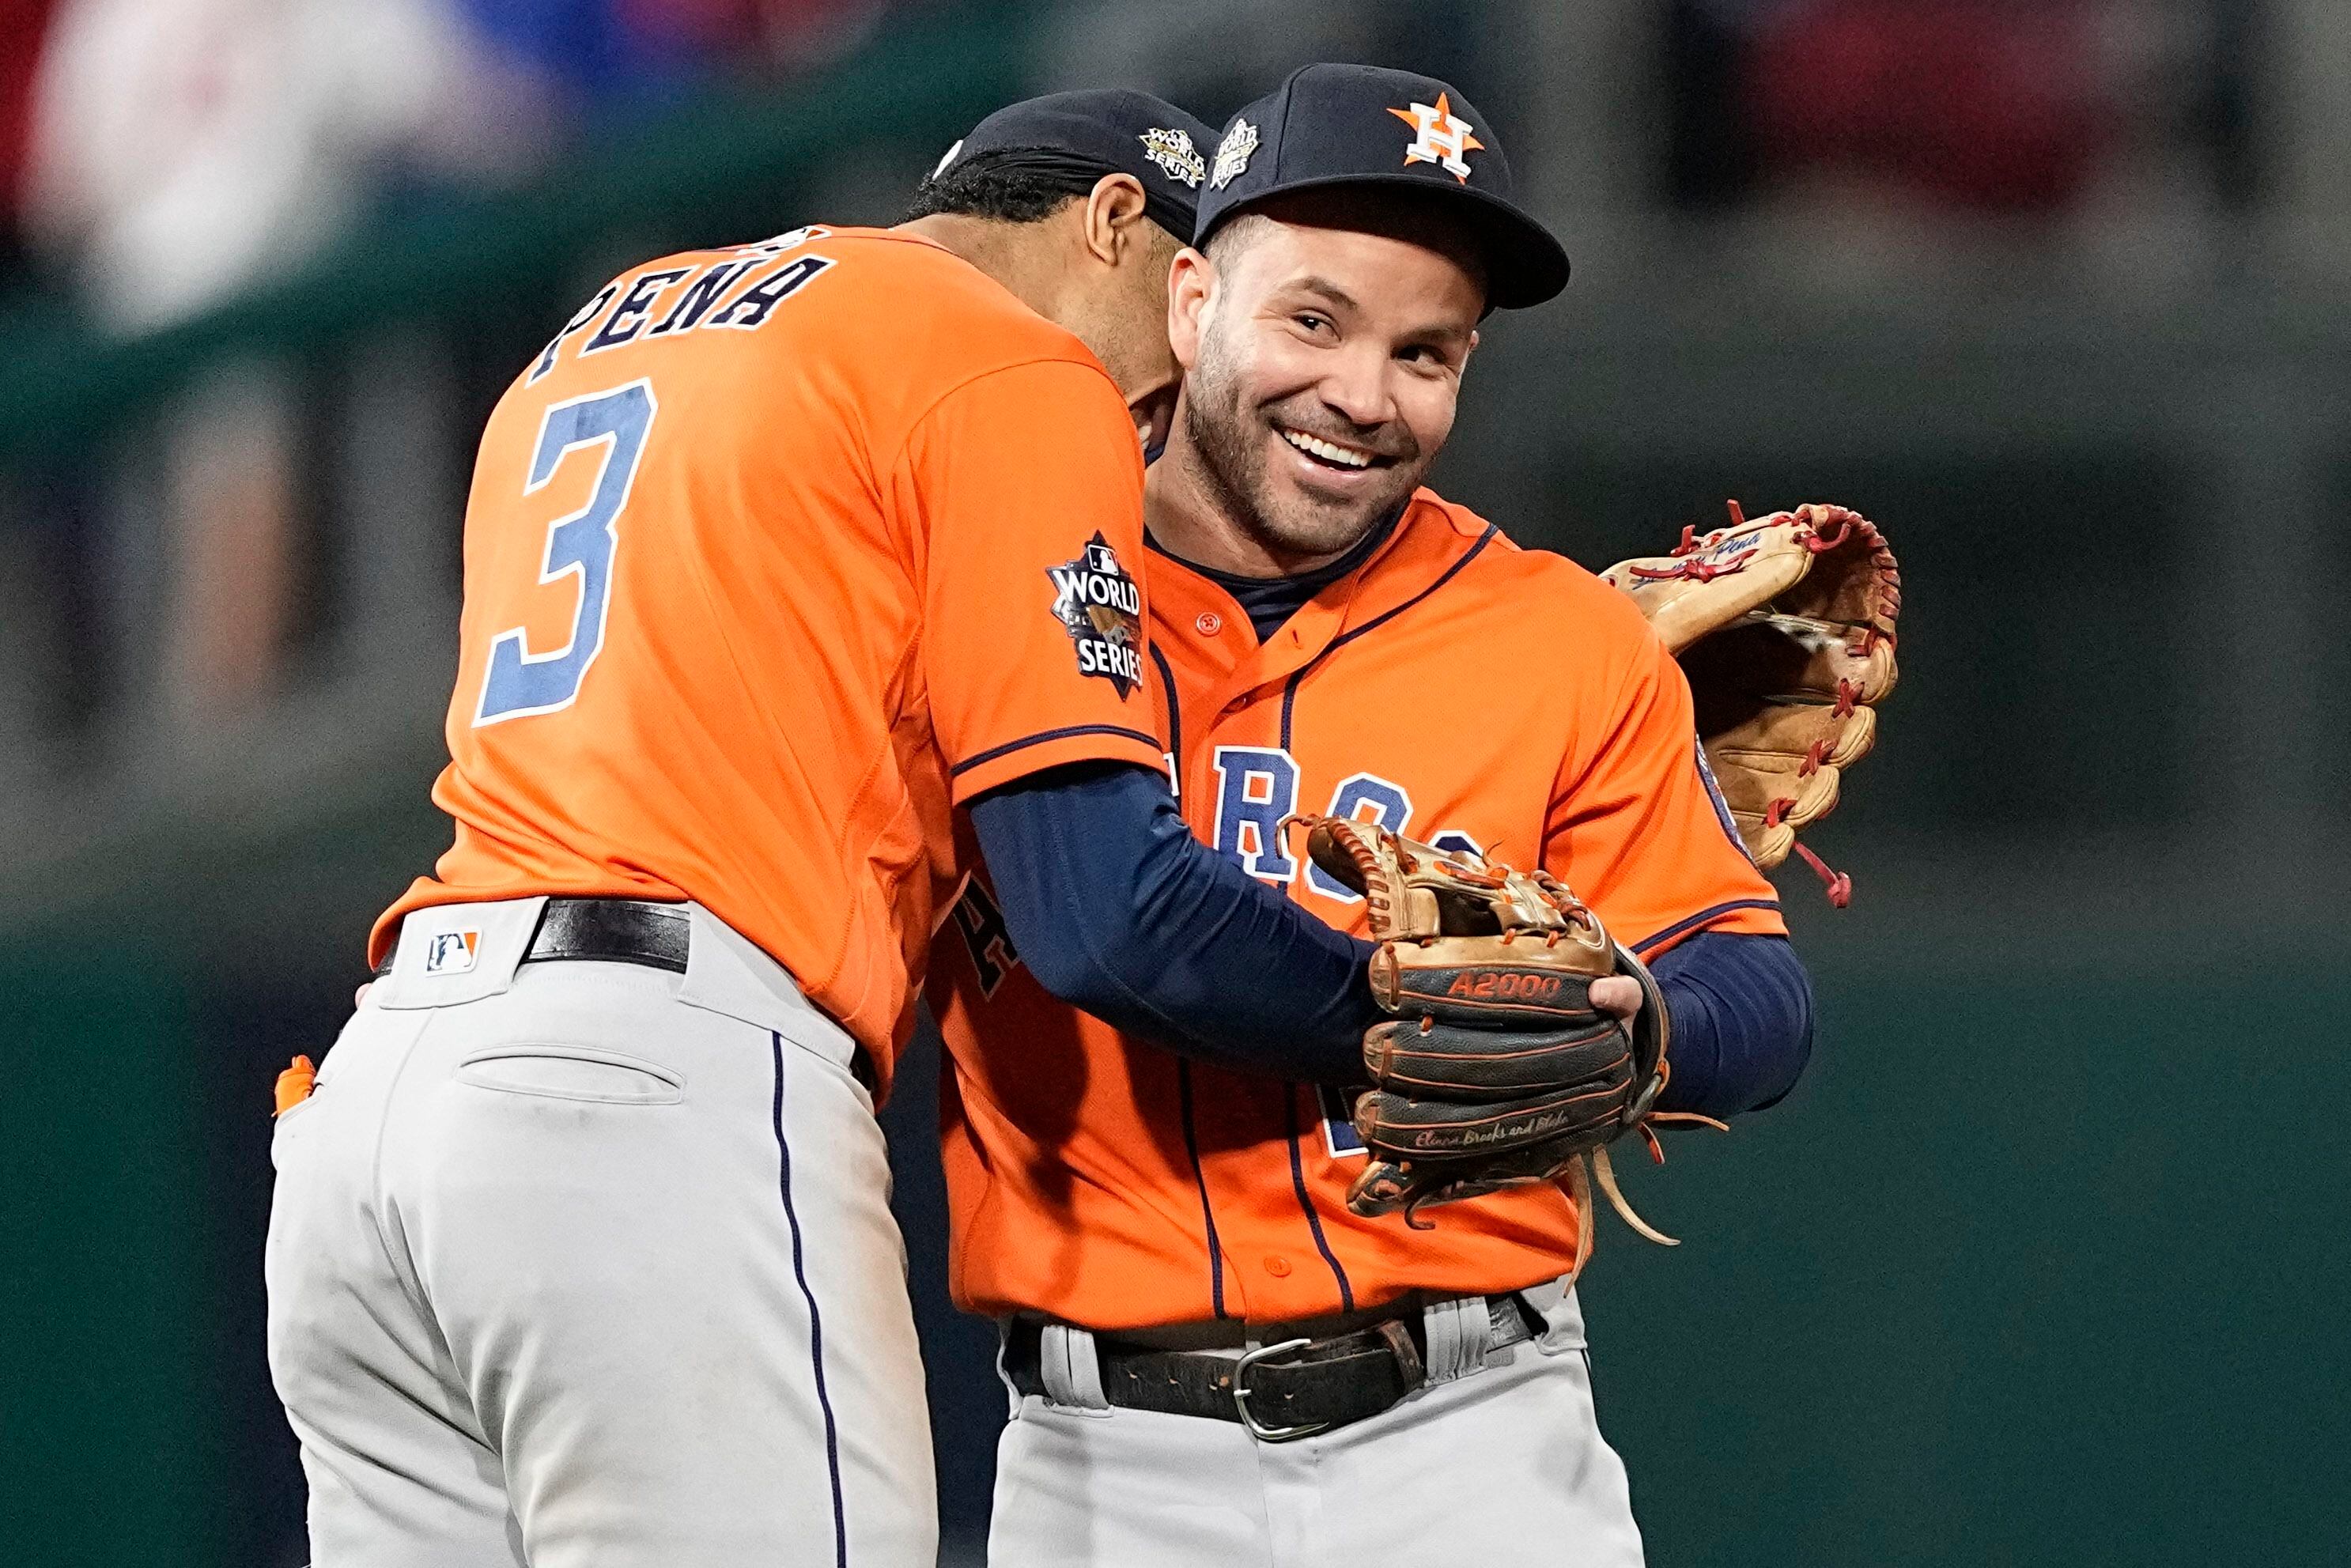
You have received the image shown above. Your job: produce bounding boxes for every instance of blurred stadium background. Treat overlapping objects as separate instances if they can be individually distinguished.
[2,1,2345,1563]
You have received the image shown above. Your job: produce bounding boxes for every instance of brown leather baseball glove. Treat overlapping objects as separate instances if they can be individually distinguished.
[1601,502,1901,905]
[1298,816,1710,1263]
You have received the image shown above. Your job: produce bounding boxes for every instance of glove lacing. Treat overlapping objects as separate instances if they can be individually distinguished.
[1642,499,1902,910]
[1555,1059,1729,1286]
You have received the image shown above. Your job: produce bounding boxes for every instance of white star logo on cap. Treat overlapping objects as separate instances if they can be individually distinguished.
[1388,93,1484,183]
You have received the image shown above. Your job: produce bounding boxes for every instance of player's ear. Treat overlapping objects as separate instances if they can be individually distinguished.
[1167,247,1212,371]
[1081,173,1151,266]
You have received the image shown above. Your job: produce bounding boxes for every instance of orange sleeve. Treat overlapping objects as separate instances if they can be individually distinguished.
[1542,635,1787,958]
[896,357,1169,801]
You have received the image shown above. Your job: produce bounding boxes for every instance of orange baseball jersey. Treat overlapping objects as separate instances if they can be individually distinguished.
[927,489,1786,1328]
[376,225,1167,1079]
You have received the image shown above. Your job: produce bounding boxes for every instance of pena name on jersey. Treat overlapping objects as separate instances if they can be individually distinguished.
[380,225,1170,1080]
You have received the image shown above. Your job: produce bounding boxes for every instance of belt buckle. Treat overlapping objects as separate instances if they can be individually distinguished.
[1230,1337,1328,1444]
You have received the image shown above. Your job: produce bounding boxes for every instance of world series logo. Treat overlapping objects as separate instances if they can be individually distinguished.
[1047,534,1143,698]
[1140,127,1206,188]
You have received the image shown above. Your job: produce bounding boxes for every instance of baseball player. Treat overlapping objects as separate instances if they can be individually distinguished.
[928,67,1819,1566]
[262,89,1584,1568]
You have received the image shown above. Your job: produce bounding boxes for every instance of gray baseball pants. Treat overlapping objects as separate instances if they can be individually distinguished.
[265,896,934,1568]
[988,1283,1643,1567]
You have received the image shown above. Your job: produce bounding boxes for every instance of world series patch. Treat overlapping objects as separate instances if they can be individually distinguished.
[1140,127,1206,188]
[1047,534,1143,698]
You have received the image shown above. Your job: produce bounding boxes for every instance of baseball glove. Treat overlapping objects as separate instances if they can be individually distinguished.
[1298,816,1714,1263]
[1601,501,1901,905]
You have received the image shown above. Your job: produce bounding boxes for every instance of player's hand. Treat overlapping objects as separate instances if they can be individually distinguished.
[1295,814,1673,1222]
[1589,973,1642,1029]
[354,982,372,1008]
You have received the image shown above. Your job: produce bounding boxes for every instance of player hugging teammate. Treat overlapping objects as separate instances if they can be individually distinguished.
[927,65,1895,1568]
[262,54,1896,1568]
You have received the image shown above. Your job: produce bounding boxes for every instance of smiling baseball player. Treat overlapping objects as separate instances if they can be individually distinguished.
[257,88,1593,1568]
[928,66,1819,1566]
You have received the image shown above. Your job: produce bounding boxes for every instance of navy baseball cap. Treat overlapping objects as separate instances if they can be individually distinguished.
[928,89,1220,242]
[1194,65,1569,310]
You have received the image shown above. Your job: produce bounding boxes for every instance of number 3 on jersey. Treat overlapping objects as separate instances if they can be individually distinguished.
[474,380,658,724]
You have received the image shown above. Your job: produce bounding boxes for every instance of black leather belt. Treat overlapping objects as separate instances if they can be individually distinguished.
[378,897,875,1091]
[377,897,693,977]
[1004,1296,1537,1441]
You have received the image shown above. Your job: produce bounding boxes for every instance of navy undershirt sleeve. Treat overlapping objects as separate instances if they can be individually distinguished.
[968,761,1379,1082]
[1650,930,1816,1119]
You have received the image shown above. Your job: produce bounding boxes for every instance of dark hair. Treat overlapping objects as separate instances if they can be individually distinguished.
[905,149,1090,224]
[1201,211,1272,264]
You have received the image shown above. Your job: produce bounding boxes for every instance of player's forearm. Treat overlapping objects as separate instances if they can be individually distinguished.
[968,763,1378,1082]
[1649,931,1816,1118]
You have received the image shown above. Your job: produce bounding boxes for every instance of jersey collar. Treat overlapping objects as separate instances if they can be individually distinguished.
[1147,489,1489,700]
[1146,503,1403,644]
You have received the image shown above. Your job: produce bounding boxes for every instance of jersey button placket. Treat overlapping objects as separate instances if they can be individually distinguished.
[1263,1256,1291,1277]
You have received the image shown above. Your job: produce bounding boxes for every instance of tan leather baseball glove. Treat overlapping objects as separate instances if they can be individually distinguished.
[1601,502,1901,905]
[1299,816,1714,1268]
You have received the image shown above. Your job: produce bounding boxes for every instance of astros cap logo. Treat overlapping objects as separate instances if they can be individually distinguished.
[1387,93,1483,183]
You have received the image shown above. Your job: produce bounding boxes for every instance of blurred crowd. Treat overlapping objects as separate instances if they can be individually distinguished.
[0,0,889,329]
[0,0,2274,330]
[0,0,891,753]
[1661,0,2256,214]
[0,0,2291,759]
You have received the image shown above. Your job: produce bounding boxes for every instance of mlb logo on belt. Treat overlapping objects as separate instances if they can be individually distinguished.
[423,930,482,975]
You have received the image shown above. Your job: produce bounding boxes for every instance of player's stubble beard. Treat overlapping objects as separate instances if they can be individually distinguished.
[1179,319,1431,567]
